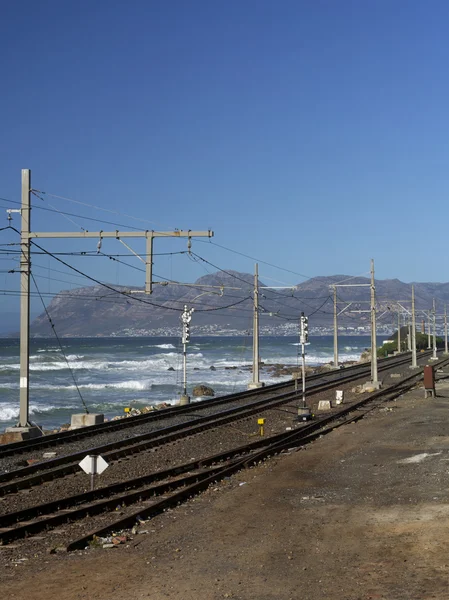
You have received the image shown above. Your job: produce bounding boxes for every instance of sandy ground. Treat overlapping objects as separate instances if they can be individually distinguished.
[3,379,449,600]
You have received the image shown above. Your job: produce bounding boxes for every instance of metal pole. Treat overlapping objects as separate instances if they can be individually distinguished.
[6,173,212,430]
[333,286,339,368]
[427,312,431,349]
[445,305,448,355]
[295,319,299,392]
[90,456,97,491]
[433,298,437,360]
[411,285,417,368]
[180,305,193,404]
[301,339,306,407]
[182,340,187,396]
[248,264,263,388]
[397,311,401,353]
[253,263,259,384]
[145,234,154,294]
[19,169,31,428]
[370,259,379,386]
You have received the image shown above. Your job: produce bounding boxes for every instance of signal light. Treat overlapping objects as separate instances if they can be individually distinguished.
[300,312,309,343]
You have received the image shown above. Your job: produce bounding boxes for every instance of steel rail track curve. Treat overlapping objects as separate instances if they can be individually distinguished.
[0,357,442,550]
[0,350,428,458]
[66,359,449,552]
[0,350,432,495]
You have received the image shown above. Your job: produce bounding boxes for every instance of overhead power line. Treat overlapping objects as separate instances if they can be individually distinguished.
[30,273,89,414]
[32,188,167,229]
[196,239,312,280]
[25,237,253,314]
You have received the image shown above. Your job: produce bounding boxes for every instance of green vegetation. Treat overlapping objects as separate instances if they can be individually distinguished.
[377,328,444,357]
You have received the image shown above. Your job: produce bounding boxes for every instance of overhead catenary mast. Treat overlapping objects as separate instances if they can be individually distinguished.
[5,169,213,441]
[411,285,418,369]
[431,298,438,361]
[247,264,293,389]
[369,258,380,389]
[445,305,448,355]
[332,286,339,369]
[329,264,376,388]
[248,263,264,389]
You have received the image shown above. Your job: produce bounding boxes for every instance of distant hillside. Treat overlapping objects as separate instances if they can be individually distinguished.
[28,271,449,337]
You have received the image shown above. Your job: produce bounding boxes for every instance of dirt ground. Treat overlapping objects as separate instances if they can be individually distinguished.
[3,380,449,600]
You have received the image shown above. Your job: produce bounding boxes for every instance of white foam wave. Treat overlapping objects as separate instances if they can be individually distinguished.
[30,354,85,362]
[0,378,156,392]
[0,406,19,421]
[0,403,59,422]
[306,353,361,365]
[214,359,247,368]
[150,344,176,349]
[67,379,153,391]
[36,348,60,353]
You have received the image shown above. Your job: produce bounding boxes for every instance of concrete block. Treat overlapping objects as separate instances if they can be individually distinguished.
[390,373,402,379]
[297,406,312,421]
[318,400,332,411]
[362,381,382,392]
[1,426,43,443]
[247,382,265,389]
[70,413,104,430]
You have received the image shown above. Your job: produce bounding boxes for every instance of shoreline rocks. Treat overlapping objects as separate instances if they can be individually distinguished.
[192,384,215,397]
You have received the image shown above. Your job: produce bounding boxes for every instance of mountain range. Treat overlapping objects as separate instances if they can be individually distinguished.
[24,271,449,337]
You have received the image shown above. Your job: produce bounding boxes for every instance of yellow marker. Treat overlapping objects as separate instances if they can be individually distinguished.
[124,407,131,413]
[258,418,265,436]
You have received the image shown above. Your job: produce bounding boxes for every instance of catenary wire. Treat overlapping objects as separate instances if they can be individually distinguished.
[29,272,89,414]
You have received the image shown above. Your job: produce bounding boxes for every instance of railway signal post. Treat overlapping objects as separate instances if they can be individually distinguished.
[297,312,312,421]
[180,305,195,405]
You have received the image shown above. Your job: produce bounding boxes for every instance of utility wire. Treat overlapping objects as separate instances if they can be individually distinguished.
[30,192,145,231]
[32,189,166,229]
[0,247,190,257]
[196,239,312,280]
[30,272,89,414]
[24,236,253,314]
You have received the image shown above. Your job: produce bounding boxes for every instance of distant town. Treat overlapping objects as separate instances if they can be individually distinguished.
[107,323,400,338]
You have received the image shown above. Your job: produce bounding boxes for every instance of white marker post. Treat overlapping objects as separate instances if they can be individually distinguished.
[79,455,109,491]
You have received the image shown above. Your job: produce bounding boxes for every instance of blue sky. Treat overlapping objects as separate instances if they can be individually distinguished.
[1,0,449,314]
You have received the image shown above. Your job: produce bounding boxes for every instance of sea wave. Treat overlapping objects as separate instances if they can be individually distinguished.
[149,343,176,349]
[36,348,61,353]
[0,403,60,422]
[66,379,154,391]
[0,378,156,391]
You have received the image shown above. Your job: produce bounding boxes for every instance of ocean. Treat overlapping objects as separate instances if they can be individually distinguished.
[0,335,380,430]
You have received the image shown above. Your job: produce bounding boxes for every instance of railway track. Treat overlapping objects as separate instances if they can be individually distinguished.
[0,350,429,460]
[0,355,445,552]
[0,350,433,495]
